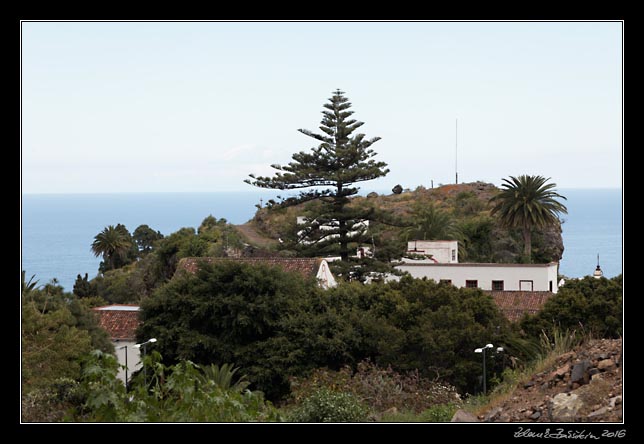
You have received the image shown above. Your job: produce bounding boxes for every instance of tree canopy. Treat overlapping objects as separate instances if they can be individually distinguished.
[138,261,517,399]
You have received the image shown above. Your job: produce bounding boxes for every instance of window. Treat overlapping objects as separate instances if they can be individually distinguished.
[440,279,452,285]
[465,280,478,288]
[549,280,553,292]
[451,249,456,261]
[519,280,534,291]
[492,280,504,291]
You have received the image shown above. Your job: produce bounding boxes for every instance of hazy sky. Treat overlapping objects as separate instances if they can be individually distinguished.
[21,21,622,194]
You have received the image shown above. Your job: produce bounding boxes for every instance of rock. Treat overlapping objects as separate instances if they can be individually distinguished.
[609,396,622,408]
[595,353,608,361]
[451,409,479,422]
[383,406,398,415]
[523,381,535,389]
[588,406,610,419]
[366,192,379,198]
[597,359,616,372]
[555,363,570,378]
[484,407,502,422]
[570,360,591,384]
[591,373,604,383]
[588,368,600,377]
[550,392,584,422]
[530,411,542,420]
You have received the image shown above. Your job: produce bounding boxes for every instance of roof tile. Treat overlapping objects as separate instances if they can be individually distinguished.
[93,306,141,340]
[176,257,324,279]
[485,291,553,322]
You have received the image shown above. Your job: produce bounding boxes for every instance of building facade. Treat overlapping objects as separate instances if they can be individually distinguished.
[395,261,559,293]
[93,304,142,385]
[406,240,458,263]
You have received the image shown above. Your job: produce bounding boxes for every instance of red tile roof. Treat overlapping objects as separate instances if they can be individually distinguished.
[93,305,141,340]
[176,257,326,279]
[486,291,553,322]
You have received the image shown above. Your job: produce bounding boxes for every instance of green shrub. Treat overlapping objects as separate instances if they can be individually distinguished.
[287,388,370,423]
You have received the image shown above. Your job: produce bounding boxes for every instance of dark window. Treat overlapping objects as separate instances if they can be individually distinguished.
[440,279,452,285]
[549,280,553,292]
[451,250,456,261]
[492,280,504,291]
[465,280,478,288]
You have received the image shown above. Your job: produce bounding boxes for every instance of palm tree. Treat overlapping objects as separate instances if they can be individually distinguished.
[21,270,39,296]
[91,225,132,271]
[490,175,567,262]
[402,202,460,241]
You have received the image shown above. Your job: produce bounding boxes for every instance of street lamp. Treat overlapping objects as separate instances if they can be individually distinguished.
[474,343,494,395]
[119,345,129,388]
[133,338,157,386]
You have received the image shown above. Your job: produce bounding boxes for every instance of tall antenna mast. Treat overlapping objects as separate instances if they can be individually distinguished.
[455,118,458,184]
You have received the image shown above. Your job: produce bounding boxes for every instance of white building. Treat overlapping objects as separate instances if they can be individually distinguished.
[406,240,458,263]
[93,304,143,385]
[395,261,559,293]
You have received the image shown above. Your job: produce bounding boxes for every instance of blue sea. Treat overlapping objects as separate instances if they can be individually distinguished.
[20,189,622,292]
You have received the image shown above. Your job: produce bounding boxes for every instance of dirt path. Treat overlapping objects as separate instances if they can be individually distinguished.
[235,222,279,250]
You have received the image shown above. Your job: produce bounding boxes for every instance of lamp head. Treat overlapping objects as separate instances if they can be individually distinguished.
[497,347,504,353]
[474,348,483,353]
[149,338,157,343]
[485,343,494,349]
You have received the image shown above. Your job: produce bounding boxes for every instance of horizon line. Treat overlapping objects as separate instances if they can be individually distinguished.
[22,185,624,195]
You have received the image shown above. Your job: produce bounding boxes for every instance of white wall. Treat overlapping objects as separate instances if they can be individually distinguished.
[396,262,559,293]
[113,340,142,385]
[406,240,458,263]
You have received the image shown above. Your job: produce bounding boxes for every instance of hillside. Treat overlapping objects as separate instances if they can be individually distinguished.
[462,338,622,422]
[240,181,564,264]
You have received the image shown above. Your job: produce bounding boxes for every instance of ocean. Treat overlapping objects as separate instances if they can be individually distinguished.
[20,188,622,292]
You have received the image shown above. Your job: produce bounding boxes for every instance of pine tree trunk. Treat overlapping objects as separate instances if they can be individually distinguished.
[339,218,349,261]
[336,181,349,262]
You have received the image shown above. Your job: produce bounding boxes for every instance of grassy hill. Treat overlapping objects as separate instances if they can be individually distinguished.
[241,181,564,265]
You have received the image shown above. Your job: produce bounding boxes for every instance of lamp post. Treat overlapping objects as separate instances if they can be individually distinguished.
[474,343,494,395]
[133,338,157,386]
[119,345,129,388]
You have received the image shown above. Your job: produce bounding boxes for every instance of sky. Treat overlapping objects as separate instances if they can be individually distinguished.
[21,21,623,194]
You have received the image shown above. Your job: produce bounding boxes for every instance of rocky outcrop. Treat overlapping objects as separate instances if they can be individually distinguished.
[451,409,479,422]
[477,338,622,423]
[550,393,584,421]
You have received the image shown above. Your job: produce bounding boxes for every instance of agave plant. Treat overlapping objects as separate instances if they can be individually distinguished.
[201,363,250,392]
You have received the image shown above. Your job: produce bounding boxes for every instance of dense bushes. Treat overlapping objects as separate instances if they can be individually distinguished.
[139,263,516,400]
[21,275,114,422]
[288,360,460,418]
[520,275,622,339]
